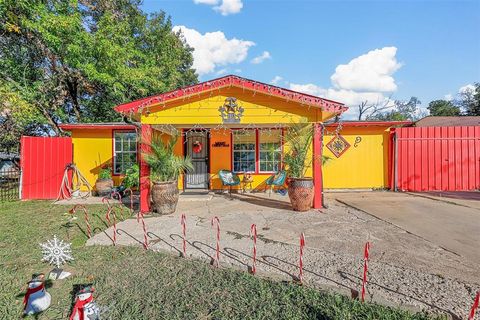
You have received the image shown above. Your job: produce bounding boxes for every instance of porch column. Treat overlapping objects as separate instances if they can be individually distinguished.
[140,124,152,213]
[313,123,323,209]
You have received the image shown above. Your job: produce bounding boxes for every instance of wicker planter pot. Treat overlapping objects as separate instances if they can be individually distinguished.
[287,178,314,212]
[95,178,113,197]
[151,180,179,215]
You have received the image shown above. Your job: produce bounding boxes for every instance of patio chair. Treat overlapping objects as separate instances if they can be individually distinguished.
[265,170,287,196]
[218,170,241,198]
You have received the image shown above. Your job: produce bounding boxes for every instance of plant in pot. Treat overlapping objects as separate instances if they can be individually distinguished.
[95,166,113,197]
[283,123,330,211]
[143,135,193,215]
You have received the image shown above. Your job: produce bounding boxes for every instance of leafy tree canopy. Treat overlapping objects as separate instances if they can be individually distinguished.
[427,100,461,116]
[0,0,197,152]
[457,83,480,116]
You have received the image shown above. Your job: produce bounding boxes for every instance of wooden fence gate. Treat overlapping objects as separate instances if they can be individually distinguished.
[20,136,73,200]
[394,126,480,191]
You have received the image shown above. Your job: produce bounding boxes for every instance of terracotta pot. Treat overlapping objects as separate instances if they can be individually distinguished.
[95,178,113,197]
[151,180,179,215]
[287,178,314,212]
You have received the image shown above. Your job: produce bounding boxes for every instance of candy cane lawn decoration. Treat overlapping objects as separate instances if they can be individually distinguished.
[112,191,124,219]
[101,197,112,226]
[138,211,148,250]
[181,213,187,257]
[468,291,480,320]
[70,205,91,238]
[250,224,257,274]
[211,216,220,267]
[298,232,305,283]
[361,242,371,302]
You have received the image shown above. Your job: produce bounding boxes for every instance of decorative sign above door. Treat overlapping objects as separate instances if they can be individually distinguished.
[218,97,244,124]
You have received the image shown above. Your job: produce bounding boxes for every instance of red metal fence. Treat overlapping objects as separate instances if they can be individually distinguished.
[394,126,480,191]
[20,136,72,199]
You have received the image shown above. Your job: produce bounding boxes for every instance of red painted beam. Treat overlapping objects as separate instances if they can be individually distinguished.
[313,123,323,209]
[140,125,152,213]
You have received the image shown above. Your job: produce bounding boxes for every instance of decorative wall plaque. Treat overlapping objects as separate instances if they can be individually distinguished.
[326,135,351,158]
[218,97,244,123]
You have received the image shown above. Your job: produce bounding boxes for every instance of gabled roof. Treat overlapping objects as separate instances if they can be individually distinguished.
[114,75,347,115]
[414,116,480,127]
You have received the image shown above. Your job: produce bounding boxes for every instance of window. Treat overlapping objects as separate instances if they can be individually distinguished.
[232,129,282,173]
[113,131,137,175]
[233,130,256,172]
[259,129,282,172]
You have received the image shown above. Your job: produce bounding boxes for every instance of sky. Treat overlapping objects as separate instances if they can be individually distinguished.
[141,0,480,119]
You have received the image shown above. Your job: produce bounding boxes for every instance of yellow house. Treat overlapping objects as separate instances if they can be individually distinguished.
[61,75,347,212]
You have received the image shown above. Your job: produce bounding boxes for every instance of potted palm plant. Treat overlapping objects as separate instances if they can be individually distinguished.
[95,166,113,197]
[143,135,193,214]
[283,123,329,211]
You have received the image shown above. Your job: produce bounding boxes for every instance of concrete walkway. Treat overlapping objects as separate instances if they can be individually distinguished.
[86,191,479,319]
[335,192,480,265]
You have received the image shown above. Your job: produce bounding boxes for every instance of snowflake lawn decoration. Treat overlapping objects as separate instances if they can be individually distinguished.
[40,235,74,268]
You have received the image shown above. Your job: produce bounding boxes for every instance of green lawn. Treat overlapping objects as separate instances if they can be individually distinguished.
[0,201,441,319]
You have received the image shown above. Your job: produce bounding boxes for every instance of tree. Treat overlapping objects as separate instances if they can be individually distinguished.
[427,100,461,116]
[0,0,197,151]
[356,99,391,120]
[370,97,422,121]
[457,83,480,116]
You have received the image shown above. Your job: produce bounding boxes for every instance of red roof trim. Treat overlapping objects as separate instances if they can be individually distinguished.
[59,124,137,130]
[326,121,413,127]
[114,75,347,115]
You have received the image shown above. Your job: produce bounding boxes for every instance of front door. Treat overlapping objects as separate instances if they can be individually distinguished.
[185,130,209,189]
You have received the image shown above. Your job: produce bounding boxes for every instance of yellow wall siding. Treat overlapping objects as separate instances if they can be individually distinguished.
[322,127,390,189]
[71,129,123,190]
[142,91,322,125]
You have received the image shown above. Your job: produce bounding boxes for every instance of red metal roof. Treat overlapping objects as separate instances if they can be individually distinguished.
[414,116,480,127]
[114,75,347,115]
[326,120,412,127]
[59,123,137,130]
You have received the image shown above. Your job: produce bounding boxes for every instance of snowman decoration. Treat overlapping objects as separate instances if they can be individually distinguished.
[23,273,51,315]
[70,285,100,320]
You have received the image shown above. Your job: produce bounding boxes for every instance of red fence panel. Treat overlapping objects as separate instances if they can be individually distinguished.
[395,126,480,191]
[20,136,72,200]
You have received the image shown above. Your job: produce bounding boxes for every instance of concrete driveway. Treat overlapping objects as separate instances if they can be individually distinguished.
[86,191,479,318]
[335,191,480,265]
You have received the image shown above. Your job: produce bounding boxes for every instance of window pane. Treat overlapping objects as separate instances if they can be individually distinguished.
[233,130,256,172]
[258,129,281,172]
[113,131,137,174]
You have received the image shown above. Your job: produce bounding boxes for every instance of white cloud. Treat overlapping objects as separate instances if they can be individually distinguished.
[270,76,283,85]
[287,46,402,119]
[444,94,453,101]
[251,51,271,64]
[289,83,388,109]
[216,68,228,75]
[214,0,243,15]
[459,84,475,94]
[173,25,255,75]
[331,47,402,92]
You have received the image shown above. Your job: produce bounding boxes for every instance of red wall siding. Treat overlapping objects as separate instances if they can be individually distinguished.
[395,126,480,191]
[20,136,73,199]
